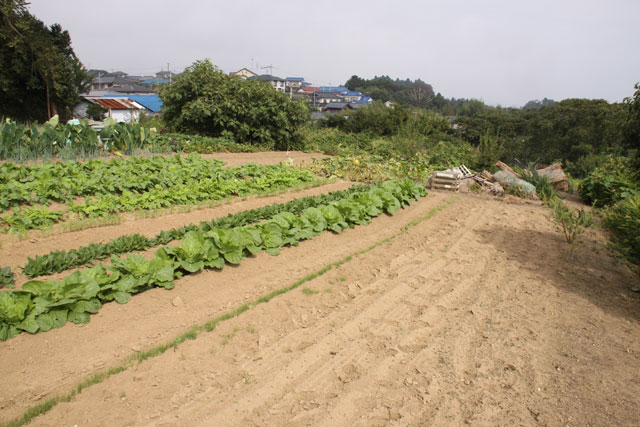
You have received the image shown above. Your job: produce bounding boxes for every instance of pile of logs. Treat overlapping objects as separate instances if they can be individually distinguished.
[446,161,569,197]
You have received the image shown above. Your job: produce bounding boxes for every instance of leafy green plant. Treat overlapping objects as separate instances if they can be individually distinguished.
[603,194,640,267]
[1,206,63,232]
[551,199,594,255]
[21,184,375,278]
[579,156,639,207]
[1,179,426,340]
[515,164,557,204]
[0,267,15,289]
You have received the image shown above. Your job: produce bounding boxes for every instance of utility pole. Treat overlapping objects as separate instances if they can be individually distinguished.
[261,65,274,75]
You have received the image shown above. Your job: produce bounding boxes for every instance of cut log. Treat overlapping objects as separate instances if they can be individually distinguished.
[480,170,494,182]
[536,162,569,191]
[495,161,521,178]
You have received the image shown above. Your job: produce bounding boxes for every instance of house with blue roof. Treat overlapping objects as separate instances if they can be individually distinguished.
[103,94,163,116]
[353,96,373,105]
[140,78,170,86]
[344,91,363,102]
[319,86,348,94]
[285,77,305,90]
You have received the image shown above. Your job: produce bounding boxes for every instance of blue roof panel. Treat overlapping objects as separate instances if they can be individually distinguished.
[354,96,373,104]
[103,94,163,112]
[319,86,348,93]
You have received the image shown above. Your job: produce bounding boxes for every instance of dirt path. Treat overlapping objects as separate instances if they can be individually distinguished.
[2,192,639,426]
[199,151,327,167]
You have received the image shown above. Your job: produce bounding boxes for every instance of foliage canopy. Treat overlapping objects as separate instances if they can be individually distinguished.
[159,60,309,150]
[0,0,89,121]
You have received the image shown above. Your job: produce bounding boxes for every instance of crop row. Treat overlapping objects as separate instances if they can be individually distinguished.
[1,153,263,210]
[22,183,374,278]
[1,153,290,210]
[0,115,156,162]
[68,166,314,218]
[1,163,315,232]
[0,179,427,340]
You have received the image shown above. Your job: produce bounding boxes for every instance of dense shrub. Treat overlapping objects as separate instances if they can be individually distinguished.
[604,194,640,265]
[579,156,639,207]
[153,133,261,153]
[160,60,309,150]
[303,128,371,155]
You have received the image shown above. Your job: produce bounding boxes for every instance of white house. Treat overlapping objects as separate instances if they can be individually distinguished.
[229,68,258,80]
[248,75,286,92]
[91,98,145,123]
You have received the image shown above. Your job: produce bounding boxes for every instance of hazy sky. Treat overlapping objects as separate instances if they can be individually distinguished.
[27,0,640,107]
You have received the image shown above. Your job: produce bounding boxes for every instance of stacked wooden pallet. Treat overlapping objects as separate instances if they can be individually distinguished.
[430,171,462,191]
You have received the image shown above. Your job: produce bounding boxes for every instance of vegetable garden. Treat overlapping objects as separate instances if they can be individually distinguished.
[0,178,425,340]
[0,152,316,233]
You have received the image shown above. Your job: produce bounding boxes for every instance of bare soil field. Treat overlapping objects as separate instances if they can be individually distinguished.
[1,175,639,426]
[198,151,328,167]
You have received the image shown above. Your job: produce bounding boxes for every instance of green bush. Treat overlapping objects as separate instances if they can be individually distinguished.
[579,156,639,207]
[153,133,261,153]
[160,59,309,150]
[604,194,640,265]
[302,128,370,155]
[515,164,557,204]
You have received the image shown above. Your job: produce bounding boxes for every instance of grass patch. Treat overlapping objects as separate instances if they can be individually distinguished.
[3,196,455,427]
[302,287,320,295]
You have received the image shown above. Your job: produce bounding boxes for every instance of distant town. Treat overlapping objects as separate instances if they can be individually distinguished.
[75,67,379,123]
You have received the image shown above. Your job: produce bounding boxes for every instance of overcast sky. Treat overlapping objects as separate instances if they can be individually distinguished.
[27,0,640,107]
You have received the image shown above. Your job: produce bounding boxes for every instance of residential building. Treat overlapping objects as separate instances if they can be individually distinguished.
[285,77,305,89]
[230,68,258,80]
[353,96,373,105]
[323,102,356,113]
[314,92,344,104]
[155,70,174,80]
[90,98,145,123]
[247,75,286,92]
[319,86,348,94]
[343,91,363,102]
[104,94,163,116]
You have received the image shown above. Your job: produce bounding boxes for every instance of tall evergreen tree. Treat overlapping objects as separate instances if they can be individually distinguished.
[0,0,89,121]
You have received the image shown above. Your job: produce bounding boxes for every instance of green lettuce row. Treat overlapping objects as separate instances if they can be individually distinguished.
[68,166,314,218]
[0,267,15,289]
[0,153,302,211]
[0,179,427,341]
[22,183,375,278]
[1,153,227,210]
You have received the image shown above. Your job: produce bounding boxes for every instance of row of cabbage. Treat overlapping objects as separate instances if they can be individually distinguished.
[1,154,315,232]
[0,179,426,340]
[22,184,375,278]
[2,153,273,209]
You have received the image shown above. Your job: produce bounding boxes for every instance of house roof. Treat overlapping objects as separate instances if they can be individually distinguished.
[93,76,115,84]
[248,74,285,82]
[344,91,363,96]
[315,92,342,99]
[324,102,352,110]
[230,68,257,76]
[103,94,163,112]
[298,86,321,93]
[285,77,304,82]
[140,78,169,85]
[109,84,154,94]
[92,98,144,110]
[319,86,348,93]
[353,96,373,104]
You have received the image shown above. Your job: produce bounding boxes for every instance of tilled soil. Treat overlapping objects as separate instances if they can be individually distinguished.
[1,189,639,426]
